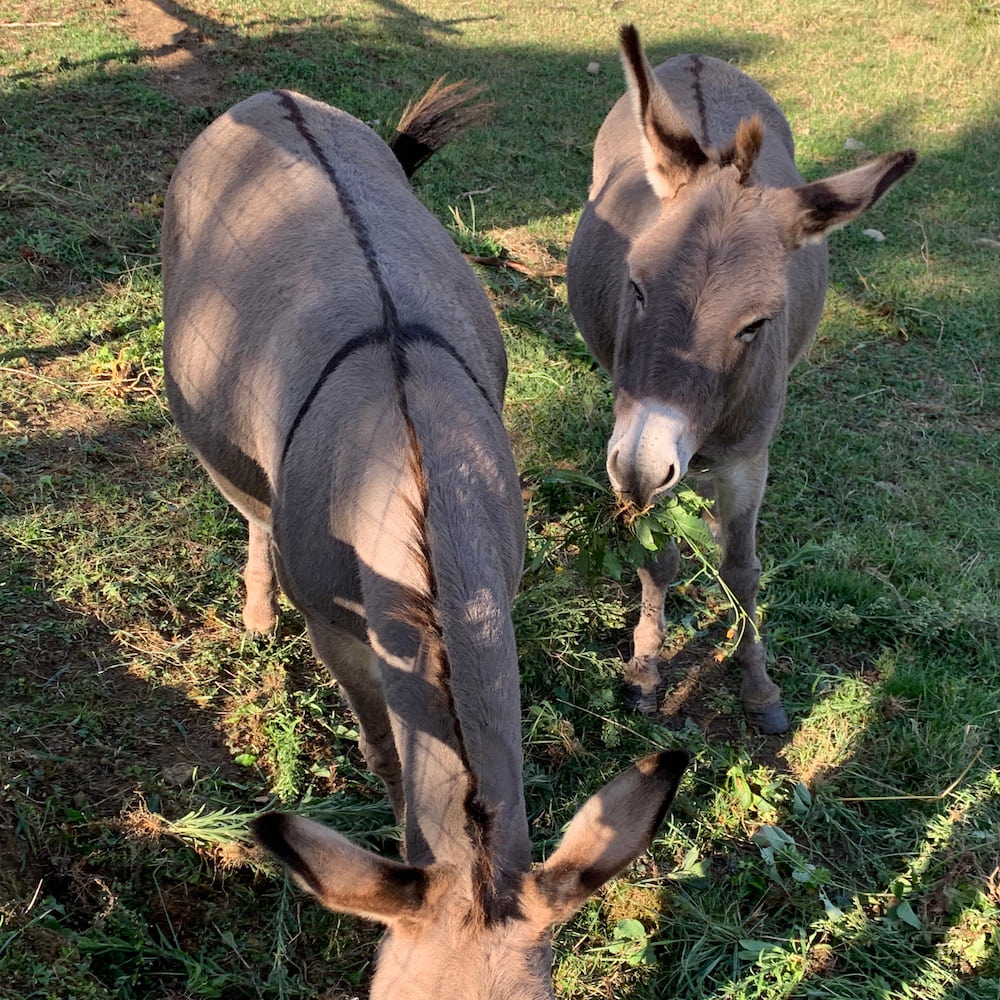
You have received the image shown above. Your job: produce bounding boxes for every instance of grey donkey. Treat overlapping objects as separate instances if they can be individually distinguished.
[567,25,916,732]
[162,80,689,999]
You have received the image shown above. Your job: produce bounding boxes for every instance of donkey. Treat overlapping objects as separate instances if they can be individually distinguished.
[162,80,689,998]
[567,25,916,732]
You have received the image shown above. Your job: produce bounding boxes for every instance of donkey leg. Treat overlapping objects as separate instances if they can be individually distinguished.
[243,520,280,633]
[713,453,789,734]
[625,541,680,714]
[305,619,405,821]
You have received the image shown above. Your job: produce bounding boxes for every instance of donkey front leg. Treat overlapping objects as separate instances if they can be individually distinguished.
[625,540,680,714]
[243,520,280,633]
[713,453,789,733]
[304,618,405,822]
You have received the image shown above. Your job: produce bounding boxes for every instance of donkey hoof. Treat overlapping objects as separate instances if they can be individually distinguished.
[624,683,658,715]
[745,701,790,734]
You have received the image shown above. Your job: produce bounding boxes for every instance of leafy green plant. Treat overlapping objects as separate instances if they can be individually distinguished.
[603,918,656,967]
[529,469,761,658]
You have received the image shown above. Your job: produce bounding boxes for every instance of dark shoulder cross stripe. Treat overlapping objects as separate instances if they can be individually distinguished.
[280,325,500,465]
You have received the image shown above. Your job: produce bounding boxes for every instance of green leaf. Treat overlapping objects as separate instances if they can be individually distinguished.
[792,781,813,816]
[738,939,784,960]
[633,517,657,551]
[613,919,647,942]
[820,891,845,921]
[670,847,712,885]
[752,825,796,850]
[602,547,624,580]
[544,468,606,491]
[891,898,922,929]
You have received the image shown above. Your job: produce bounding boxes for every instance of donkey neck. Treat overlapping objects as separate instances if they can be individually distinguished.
[360,340,531,900]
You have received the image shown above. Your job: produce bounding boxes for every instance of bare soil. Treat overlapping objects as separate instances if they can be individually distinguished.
[120,0,224,107]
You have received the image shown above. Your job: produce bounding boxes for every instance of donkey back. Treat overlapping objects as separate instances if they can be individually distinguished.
[162,82,689,998]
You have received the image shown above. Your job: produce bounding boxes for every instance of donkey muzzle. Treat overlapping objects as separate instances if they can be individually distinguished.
[607,401,695,508]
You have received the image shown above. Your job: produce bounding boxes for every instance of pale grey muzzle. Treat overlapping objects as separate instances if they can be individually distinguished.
[606,402,695,506]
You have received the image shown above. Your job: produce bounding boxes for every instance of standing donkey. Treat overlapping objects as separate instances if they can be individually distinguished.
[162,81,689,998]
[568,25,916,733]
[567,25,916,732]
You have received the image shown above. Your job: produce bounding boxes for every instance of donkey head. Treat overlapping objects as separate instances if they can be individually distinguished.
[606,24,916,508]
[254,749,688,999]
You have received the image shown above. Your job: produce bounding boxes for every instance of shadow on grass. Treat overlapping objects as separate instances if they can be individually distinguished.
[0,405,395,996]
[1,0,777,305]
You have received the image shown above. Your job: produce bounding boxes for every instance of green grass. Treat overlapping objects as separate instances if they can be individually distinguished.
[2,0,998,997]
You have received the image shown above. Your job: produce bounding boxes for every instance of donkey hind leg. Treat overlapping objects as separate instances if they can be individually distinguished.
[304,618,405,821]
[243,520,280,634]
[625,540,681,714]
[713,453,789,734]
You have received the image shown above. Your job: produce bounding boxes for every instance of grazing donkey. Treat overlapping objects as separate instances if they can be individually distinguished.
[567,25,916,732]
[162,81,689,998]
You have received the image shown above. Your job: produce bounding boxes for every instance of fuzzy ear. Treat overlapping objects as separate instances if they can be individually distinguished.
[719,115,765,184]
[619,24,708,199]
[528,750,689,926]
[769,148,917,247]
[253,812,427,924]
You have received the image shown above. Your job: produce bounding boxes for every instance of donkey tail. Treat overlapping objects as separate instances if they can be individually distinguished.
[389,78,493,178]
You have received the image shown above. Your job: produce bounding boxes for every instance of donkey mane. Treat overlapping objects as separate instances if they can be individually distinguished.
[395,426,510,924]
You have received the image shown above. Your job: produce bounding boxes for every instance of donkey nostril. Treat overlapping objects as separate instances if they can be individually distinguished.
[653,465,677,496]
[606,444,625,491]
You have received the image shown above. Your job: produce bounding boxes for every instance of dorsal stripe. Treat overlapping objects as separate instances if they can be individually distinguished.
[275,90,402,331]
[688,56,711,149]
[273,91,503,891]
[272,90,500,464]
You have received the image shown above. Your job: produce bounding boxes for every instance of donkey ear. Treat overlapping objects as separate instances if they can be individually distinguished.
[719,114,765,184]
[619,24,708,200]
[253,812,427,924]
[769,148,917,248]
[528,750,689,926]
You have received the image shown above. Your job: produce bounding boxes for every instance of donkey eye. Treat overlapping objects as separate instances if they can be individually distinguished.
[737,317,766,343]
[629,279,645,313]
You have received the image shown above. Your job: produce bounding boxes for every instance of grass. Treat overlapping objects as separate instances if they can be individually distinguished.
[2,0,998,997]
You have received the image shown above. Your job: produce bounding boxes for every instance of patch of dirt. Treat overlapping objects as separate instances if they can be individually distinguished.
[477,227,568,279]
[119,0,224,107]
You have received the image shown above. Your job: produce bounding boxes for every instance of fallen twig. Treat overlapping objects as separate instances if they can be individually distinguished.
[462,253,566,279]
